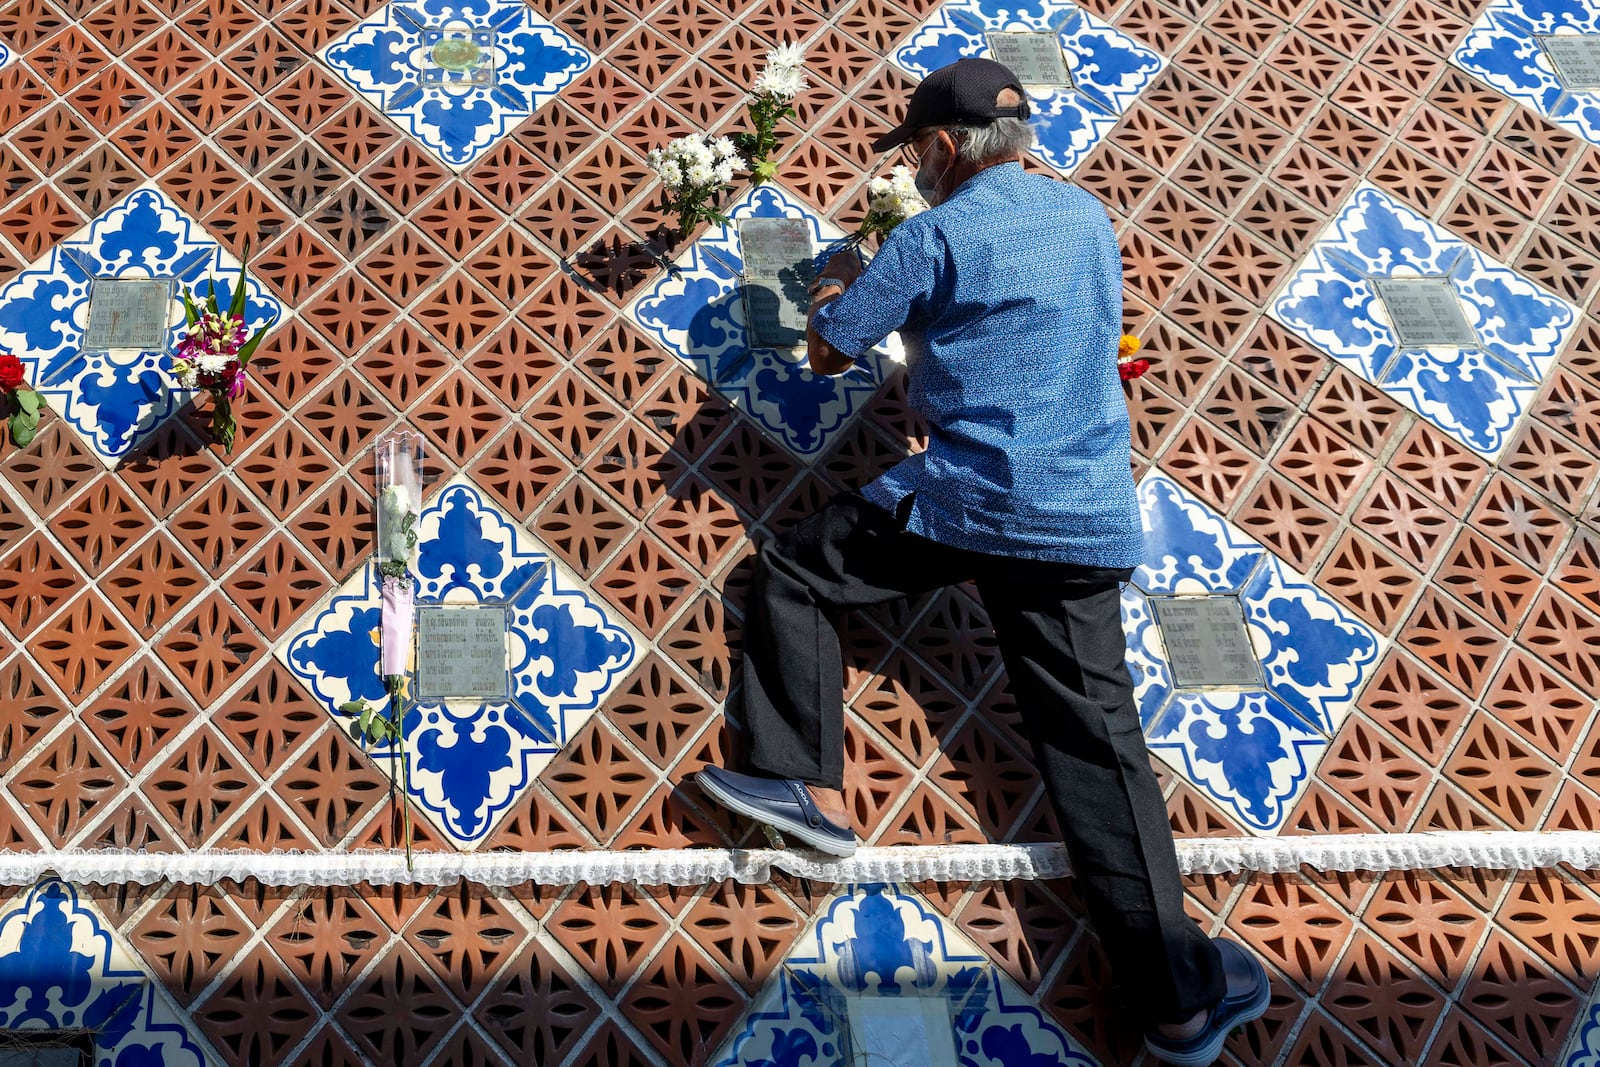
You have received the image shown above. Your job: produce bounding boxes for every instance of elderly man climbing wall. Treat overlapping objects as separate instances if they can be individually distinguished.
[694,57,1271,1066]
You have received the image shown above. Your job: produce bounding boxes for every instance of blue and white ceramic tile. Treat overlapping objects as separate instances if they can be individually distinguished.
[1560,988,1600,1067]
[1453,0,1600,146]
[0,186,280,467]
[891,0,1163,175]
[712,884,1099,1067]
[320,0,591,170]
[627,184,895,458]
[0,880,210,1066]
[1271,184,1577,459]
[1124,473,1382,834]
[277,477,638,847]
[0,38,13,69]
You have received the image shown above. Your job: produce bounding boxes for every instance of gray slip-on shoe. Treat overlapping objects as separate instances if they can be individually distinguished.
[695,766,858,857]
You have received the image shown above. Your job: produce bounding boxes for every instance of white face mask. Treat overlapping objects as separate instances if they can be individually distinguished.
[914,135,954,206]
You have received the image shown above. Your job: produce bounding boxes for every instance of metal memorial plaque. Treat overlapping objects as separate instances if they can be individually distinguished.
[1150,595,1262,688]
[986,32,1072,87]
[422,27,496,85]
[84,278,173,351]
[1538,34,1600,90]
[1373,277,1477,348]
[739,217,815,349]
[417,606,508,699]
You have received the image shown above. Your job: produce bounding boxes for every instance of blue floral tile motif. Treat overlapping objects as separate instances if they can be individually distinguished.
[890,0,1163,175]
[0,186,280,467]
[320,0,590,170]
[0,39,13,69]
[1124,474,1382,835]
[713,884,1099,1067]
[277,477,636,846]
[1560,991,1600,1066]
[1453,0,1600,145]
[1271,185,1577,459]
[0,881,207,1066]
[627,184,893,458]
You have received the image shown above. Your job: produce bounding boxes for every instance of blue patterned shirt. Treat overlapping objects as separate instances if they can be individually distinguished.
[811,161,1143,567]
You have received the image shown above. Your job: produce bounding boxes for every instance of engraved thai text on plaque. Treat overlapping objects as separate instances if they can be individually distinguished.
[1538,35,1600,90]
[1150,596,1261,688]
[739,217,815,349]
[417,606,508,699]
[1373,277,1477,348]
[84,278,173,351]
[986,32,1072,87]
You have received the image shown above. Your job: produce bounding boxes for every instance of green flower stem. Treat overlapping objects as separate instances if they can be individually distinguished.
[384,673,414,870]
[208,389,236,453]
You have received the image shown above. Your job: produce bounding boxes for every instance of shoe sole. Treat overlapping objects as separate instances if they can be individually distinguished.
[696,775,858,857]
[1145,975,1271,1067]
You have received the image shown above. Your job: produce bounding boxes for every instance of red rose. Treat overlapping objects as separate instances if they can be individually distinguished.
[1118,358,1150,382]
[0,354,23,392]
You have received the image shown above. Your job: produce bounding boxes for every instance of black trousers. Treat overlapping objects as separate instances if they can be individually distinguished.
[733,492,1225,1023]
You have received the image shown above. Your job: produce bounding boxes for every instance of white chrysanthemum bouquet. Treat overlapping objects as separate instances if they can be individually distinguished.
[855,165,930,244]
[737,42,808,184]
[647,133,745,239]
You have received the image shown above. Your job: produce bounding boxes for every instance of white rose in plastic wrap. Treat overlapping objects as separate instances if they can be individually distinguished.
[378,483,417,564]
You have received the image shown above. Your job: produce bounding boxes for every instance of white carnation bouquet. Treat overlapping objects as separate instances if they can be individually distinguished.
[853,165,930,245]
[647,133,745,239]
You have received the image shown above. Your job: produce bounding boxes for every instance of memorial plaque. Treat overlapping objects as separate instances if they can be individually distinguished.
[417,606,508,699]
[986,32,1073,87]
[845,995,961,1067]
[739,217,815,349]
[84,278,173,351]
[422,27,495,85]
[1150,595,1261,688]
[1373,277,1477,348]
[1538,34,1600,90]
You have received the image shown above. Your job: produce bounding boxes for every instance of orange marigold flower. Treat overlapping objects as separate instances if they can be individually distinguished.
[1118,334,1141,360]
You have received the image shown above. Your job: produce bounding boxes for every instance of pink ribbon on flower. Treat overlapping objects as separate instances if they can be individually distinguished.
[379,575,414,677]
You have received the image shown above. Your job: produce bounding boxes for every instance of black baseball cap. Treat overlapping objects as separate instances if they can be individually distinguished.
[871,57,1032,153]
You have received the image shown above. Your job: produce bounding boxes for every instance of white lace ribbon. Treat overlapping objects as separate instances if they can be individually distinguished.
[0,833,1596,886]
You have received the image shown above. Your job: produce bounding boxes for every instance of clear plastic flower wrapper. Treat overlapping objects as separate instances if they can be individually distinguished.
[340,428,427,866]
[376,430,424,575]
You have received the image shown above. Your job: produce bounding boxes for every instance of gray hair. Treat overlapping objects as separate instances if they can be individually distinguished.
[947,117,1035,163]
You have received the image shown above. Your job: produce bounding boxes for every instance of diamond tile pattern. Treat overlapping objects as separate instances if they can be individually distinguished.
[3,0,1600,1055]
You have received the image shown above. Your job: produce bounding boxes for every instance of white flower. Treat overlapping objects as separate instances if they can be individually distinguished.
[197,352,232,374]
[862,165,930,234]
[686,162,714,186]
[660,160,683,187]
[765,41,806,72]
[380,483,411,517]
[714,160,736,183]
[754,65,808,100]
[712,136,738,161]
[378,484,417,563]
